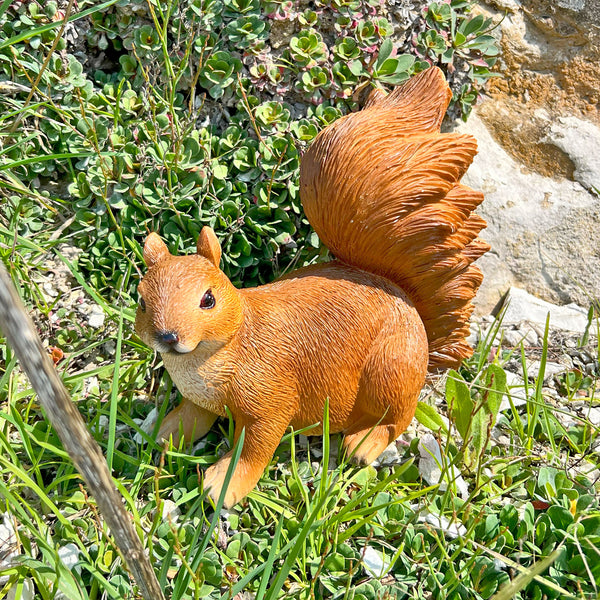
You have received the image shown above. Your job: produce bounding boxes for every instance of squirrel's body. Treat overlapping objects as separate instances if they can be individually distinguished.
[135,68,489,507]
[157,260,428,433]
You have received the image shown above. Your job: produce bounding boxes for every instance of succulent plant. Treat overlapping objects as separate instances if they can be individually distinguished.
[286,29,329,68]
[0,0,499,295]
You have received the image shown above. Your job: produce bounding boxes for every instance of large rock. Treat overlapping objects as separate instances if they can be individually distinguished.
[500,286,589,332]
[545,116,600,193]
[456,0,600,313]
[457,113,600,313]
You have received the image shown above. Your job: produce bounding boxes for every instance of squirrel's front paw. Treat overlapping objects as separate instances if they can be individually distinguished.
[203,454,240,508]
[157,400,218,446]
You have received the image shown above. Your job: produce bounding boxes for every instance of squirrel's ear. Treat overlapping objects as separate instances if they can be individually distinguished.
[197,226,222,268]
[144,233,170,267]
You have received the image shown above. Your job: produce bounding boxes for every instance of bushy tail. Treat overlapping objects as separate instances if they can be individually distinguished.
[300,67,490,371]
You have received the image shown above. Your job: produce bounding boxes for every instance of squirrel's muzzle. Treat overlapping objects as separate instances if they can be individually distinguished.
[152,330,195,354]
[156,331,180,346]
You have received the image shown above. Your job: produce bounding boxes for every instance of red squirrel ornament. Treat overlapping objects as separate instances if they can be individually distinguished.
[135,67,490,508]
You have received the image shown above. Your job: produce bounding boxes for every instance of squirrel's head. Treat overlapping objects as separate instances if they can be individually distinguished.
[135,227,243,355]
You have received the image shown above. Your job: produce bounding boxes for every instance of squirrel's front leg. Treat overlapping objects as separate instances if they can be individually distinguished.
[157,398,218,446]
[203,414,289,508]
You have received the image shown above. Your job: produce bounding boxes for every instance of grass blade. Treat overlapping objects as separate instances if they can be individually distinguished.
[171,428,245,600]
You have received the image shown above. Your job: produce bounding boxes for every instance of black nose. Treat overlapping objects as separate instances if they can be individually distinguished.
[156,331,179,345]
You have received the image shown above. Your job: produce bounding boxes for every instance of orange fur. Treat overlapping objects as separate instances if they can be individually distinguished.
[301,67,490,369]
[134,67,488,507]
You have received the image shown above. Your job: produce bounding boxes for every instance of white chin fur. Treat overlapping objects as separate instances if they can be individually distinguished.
[155,342,194,354]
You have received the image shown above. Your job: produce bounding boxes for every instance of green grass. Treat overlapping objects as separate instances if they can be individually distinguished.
[1,0,599,598]
[1,242,599,599]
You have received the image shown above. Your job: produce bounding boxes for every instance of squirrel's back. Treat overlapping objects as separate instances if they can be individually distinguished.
[300,67,489,371]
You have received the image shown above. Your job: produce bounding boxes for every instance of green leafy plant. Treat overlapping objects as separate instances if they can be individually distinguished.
[286,29,329,67]
[11,2,588,600]
[349,38,416,86]
[199,50,243,98]
[446,364,506,471]
[224,14,268,50]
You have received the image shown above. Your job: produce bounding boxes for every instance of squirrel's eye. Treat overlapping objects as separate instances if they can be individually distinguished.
[139,297,146,312]
[200,289,215,309]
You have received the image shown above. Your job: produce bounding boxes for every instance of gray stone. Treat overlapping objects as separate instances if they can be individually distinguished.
[587,407,600,427]
[7,579,34,600]
[418,511,467,539]
[486,0,520,11]
[501,371,529,410]
[87,305,105,329]
[502,327,534,348]
[57,243,83,263]
[466,323,480,347]
[57,543,80,570]
[545,116,600,193]
[555,410,578,429]
[362,545,389,577]
[500,287,589,332]
[160,499,181,522]
[133,407,158,444]
[418,434,469,498]
[456,114,600,314]
[503,325,539,348]
[0,514,18,570]
[455,0,600,313]
[372,441,401,467]
[556,0,585,10]
[525,360,566,383]
[43,281,58,298]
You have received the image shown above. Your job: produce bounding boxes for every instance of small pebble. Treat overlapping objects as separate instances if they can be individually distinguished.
[525,361,565,384]
[87,372,100,393]
[7,578,34,600]
[87,305,105,329]
[372,442,401,467]
[418,434,469,499]
[58,543,80,570]
[500,371,528,410]
[43,281,58,298]
[0,514,18,569]
[419,511,467,539]
[160,499,181,522]
[362,545,389,577]
[586,407,600,427]
[133,408,158,444]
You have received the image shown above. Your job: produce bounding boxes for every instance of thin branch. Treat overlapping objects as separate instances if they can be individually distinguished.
[0,263,166,600]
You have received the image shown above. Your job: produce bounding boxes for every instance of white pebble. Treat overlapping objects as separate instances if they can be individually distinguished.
[418,434,469,499]
[362,545,389,577]
[7,578,34,600]
[58,543,80,570]
[419,511,467,539]
[500,371,528,411]
[87,306,105,329]
[0,514,18,569]
[525,361,565,384]
[133,408,158,444]
[43,281,59,298]
[160,499,181,522]
[372,442,401,467]
[586,407,600,427]
[84,376,99,396]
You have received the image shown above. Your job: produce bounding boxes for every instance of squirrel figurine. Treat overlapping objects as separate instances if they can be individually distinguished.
[135,67,489,508]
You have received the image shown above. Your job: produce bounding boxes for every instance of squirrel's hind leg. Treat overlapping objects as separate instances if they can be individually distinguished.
[343,421,406,465]
[342,324,428,465]
[157,398,218,446]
